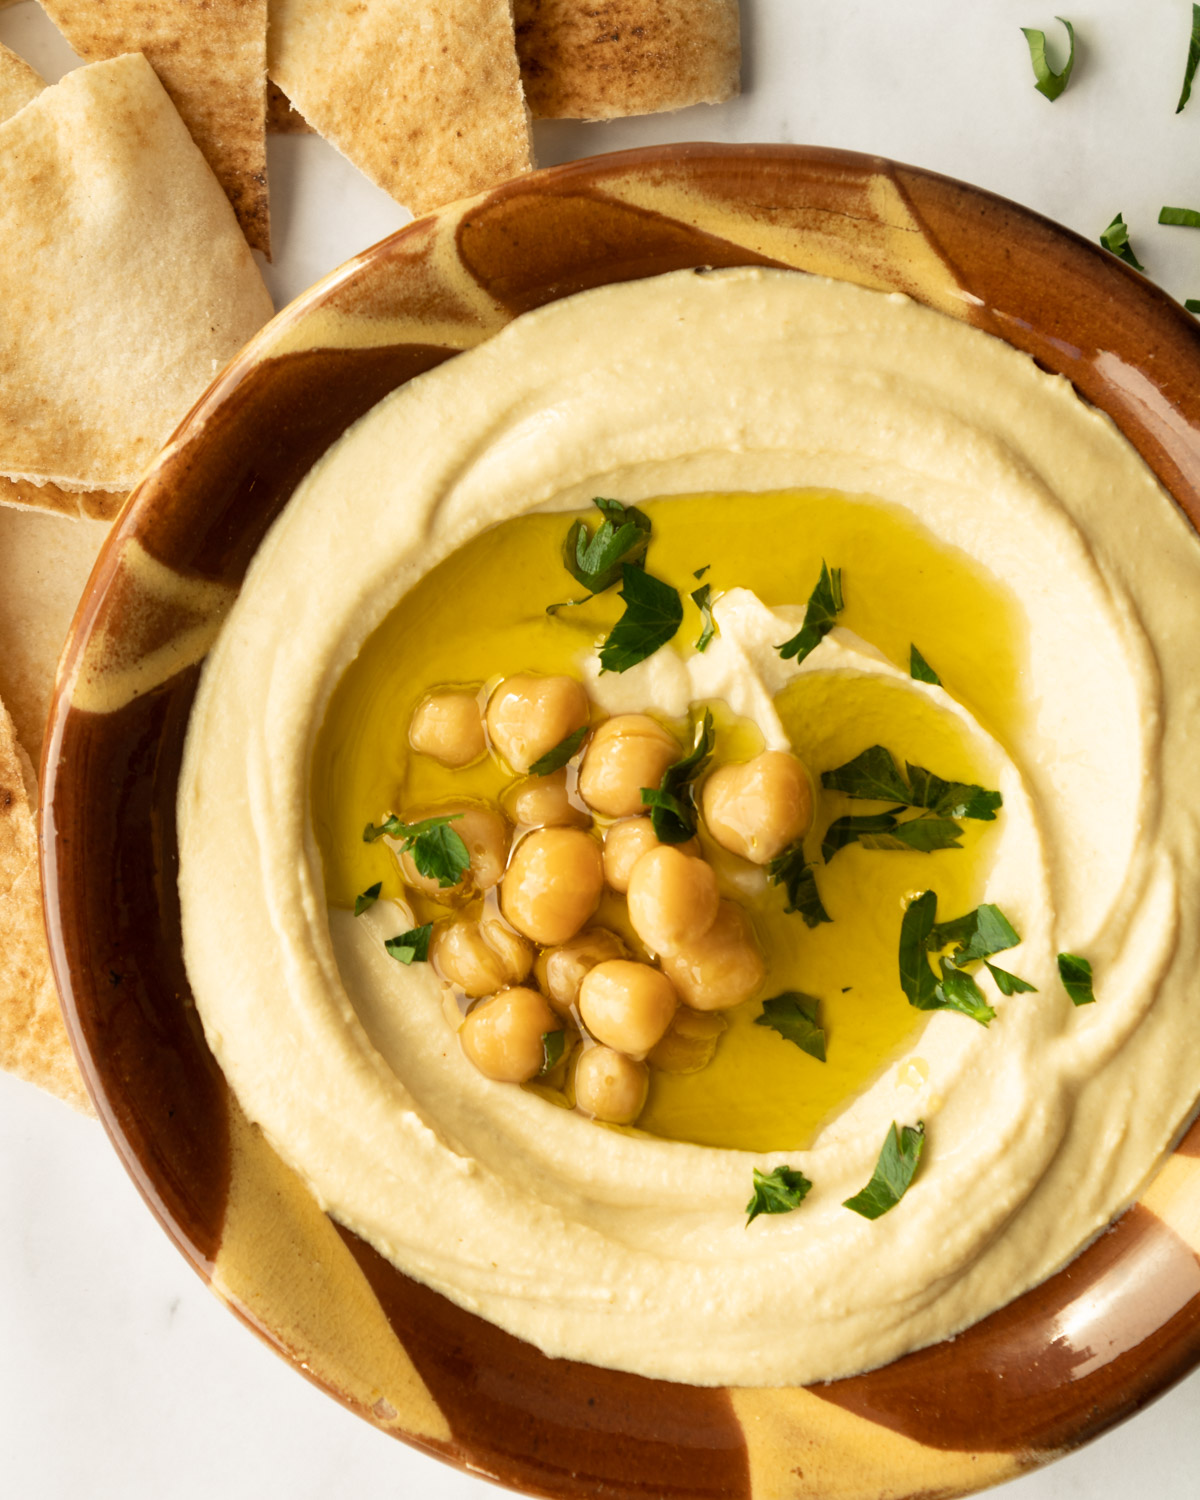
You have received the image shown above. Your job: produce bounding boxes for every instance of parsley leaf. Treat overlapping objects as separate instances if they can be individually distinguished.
[1100,214,1145,271]
[363,813,471,889]
[385,924,432,965]
[935,963,996,1026]
[928,903,1019,962]
[528,725,588,776]
[823,810,965,861]
[1187,299,1200,314]
[691,583,716,652]
[1058,951,1096,1005]
[1160,206,1200,228]
[745,1165,812,1226]
[766,843,832,927]
[986,961,1038,996]
[843,1122,925,1219]
[1021,17,1076,101]
[641,710,713,844]
[540,1030,566,1073]
[693,564,710,580]
[598,564,683,673]
[563,497,652,594]
[754,992,826,1062]
[354,881,382,916]
[777,561,844,664]
[819,747,1000,860]
[821,745,910,803]
[898,890,941,1010]
[1179,3,1200,112]
[910,643,941,685]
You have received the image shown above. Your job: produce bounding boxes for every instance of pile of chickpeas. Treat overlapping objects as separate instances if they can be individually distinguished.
[394,673,814,1126]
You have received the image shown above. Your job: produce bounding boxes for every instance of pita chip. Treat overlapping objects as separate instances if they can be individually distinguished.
[515,0,741,120]
[0,475,125,523]
[0,694,91,1112]
[269,0,533,214]
[0,40,44,122]
[266,78,310,133]
[39,0,270,253]
[0,53,273,495]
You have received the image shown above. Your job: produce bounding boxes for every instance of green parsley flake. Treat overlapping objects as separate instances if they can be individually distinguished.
[776,561,844,665]
[527,725,588,777]
[909,643,941,685]
[1178,4,1200,112]
[598,564,683,673]
[641,710,714,844]
[562,497,652,594]
[745,1165,812,1226]
[354,881,382,916]
[540,1030,566,1073]
[1160,206,1200,229]
[1100,214,1145,272]
[1021,17,1076,101]
[843,1122,925,1220]
[766,843,831,928]
[1058,951,1096,1005]
[691,582,716,652]
[363,813,471,888]
[754,992,826,1062]
[385,924,432,965]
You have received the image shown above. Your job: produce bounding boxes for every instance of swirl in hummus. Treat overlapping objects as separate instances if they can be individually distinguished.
[177,267,1200,1386]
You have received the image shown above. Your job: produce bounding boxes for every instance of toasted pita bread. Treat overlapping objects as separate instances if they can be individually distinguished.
[515,0,740,119]
[266,78,310,133]
[40,0,270,254]
[0,53,273,495]
[0,694,91,1112]
[268,0,533,214]
[0,40,44,121]
[1,476,126,523]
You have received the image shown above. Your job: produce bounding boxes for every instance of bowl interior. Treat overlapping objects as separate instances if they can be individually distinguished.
[40,144,1200,1500]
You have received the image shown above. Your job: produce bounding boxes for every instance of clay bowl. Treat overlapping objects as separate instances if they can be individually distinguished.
[41,144,1200,1499]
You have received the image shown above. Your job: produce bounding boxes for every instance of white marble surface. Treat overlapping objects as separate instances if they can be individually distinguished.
[3,1,1200,1495]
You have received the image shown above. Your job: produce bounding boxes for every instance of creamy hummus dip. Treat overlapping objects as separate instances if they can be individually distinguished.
[178,268,1200,1386]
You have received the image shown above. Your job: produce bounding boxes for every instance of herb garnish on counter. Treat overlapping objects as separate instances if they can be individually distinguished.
[1160,206,1200,228]
[1021,17,1076,101]
[641,709,715,843]
[354,881,382,915]
[1179,4,1200,112]
[755,992,826,1062]
[746,1165,813,1226]
[528,725,588,776]
[776,560,843,665]
[385,924,432,965]
[1100,213,1145,271]
[1058,951,1096,1005]
[843,1122,925,1219]
[363,813,471,888]
[767,843,832,927]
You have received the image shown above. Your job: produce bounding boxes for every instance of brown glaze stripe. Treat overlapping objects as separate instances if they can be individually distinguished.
[817,1203,1200,1454]
[337,1226,752,1500]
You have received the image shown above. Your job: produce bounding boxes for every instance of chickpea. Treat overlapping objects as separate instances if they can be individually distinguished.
[459,986,560,1083]
[430,916,532,998]
[626,844,720,956]
[701,751,813,865]
[398,804,510,898]
[659,900,765,1012]
[535,927,629,1016]
[578,959,678,1058]
[408,691,485,768]
[602,817,698,893]
[577,714,679,819]
[486,674,590,774]
[500,826,604,945]
[648,1008,727,1074]
[574,1046,649,1125]
[509,768,590,830]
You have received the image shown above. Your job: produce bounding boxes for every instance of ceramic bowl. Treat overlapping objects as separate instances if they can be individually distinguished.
[41,144,1200,1500]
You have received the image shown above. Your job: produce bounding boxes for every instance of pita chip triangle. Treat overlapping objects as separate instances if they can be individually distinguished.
[0,39,44,121]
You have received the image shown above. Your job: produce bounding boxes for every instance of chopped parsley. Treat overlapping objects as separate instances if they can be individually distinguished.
[563,497,651,593]
[1160,206,1200,229]
[776,561,844,665]
[363,813,471,888]
[754,992,826,1062]
[909,643,941,685]
[527,725,588,776]
[1058,951,1096,1006]
[693,564,710,580]
[691,582,716,652]
[1100,214,1144,271]
[766,843,831,928]
[385,924,432,965]
[641,709,714,844]
[354,881,382,916]
[843,1122,925,1219]
[598,564,683,673]
[1021,17,1076,101]
[1179,4,1200,112]
[745,1165,812,1226]
[540,1030,566,1073]
[899,891,1035,1026]
[1186,299,1200,314]
[819,745,1001,861]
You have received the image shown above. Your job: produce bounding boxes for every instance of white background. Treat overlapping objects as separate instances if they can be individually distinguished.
[3,2,1200,1496]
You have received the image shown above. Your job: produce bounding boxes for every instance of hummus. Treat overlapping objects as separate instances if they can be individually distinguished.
[178,267,1200,1386]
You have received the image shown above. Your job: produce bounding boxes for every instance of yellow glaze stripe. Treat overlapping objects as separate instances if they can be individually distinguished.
[731,1386,1019,1500]
[212,1100,451,1442]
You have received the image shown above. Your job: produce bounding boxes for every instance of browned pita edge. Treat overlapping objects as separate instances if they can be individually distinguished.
[0,476,126,523]
[515,0,740,120]
[266,77,311,133]
[0,54,274,494]
[0,40,44,122]
[39,0,270,255]
[269,0,533,215]
[0,698,92,1113]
